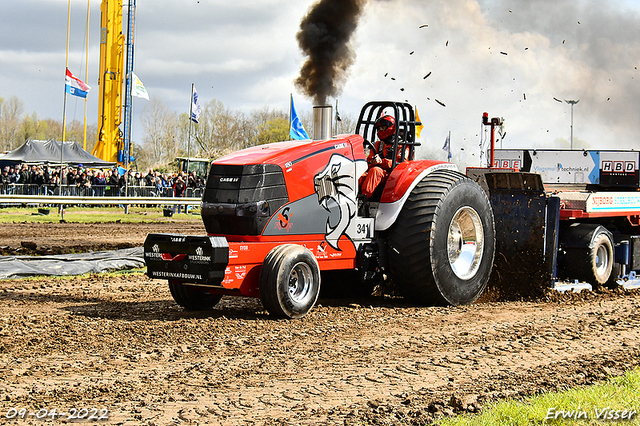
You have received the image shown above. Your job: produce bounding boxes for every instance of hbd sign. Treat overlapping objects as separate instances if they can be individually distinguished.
[601,161,635,174]
[600,152,639,188]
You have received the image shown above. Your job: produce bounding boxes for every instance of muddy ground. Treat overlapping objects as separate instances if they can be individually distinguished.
[1,221,639,425]
[0,221,207,256]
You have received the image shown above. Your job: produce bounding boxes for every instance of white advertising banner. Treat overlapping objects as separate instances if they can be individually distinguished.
[587,192,640,213]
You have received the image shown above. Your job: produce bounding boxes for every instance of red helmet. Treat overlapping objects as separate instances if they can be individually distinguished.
[375,115,396,141]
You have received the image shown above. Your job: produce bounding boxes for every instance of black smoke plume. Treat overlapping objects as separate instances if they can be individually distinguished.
[295,0,366,105]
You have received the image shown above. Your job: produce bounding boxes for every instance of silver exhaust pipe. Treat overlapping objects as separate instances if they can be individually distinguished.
[313,105,333,140]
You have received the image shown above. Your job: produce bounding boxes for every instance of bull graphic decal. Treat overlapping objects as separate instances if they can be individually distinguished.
[314,155,357,250]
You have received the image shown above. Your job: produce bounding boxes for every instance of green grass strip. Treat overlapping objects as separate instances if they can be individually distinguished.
[0,206,202,223]
[439,368,640,425]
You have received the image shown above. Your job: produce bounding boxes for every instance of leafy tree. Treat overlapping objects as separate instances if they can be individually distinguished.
[251,107,289,145]
[20,112,46,142]
[255,117,289,145]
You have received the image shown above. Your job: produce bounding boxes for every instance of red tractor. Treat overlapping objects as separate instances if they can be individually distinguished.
[144,101,496,318]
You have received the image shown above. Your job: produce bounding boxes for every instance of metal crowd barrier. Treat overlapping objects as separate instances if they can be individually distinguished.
[0,184,204,213]
[0,194,201,207]
[0,184,204,199]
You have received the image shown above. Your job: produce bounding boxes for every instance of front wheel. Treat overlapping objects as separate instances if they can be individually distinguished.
[168,281,222,310]
[388,170,495,305]
[259,244,321,319]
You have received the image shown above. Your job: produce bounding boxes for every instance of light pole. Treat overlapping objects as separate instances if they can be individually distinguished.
[565,99,579,150]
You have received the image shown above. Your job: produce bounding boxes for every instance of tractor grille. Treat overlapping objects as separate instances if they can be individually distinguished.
[202,164,288,235]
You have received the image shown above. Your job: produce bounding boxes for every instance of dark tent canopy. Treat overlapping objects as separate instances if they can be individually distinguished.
[0,140,115,169]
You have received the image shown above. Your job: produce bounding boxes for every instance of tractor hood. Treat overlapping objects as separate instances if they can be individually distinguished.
[203,134,367,237]
[213,135,364,170]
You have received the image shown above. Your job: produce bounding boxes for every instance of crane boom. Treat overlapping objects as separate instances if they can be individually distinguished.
[93,0,124,164]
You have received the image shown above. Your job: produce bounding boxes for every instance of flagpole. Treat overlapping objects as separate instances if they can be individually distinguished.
[334,99,338,132]
[60,0,72,196]
[62,0,71,145]
[188,83,194,175]
[289,93,293,132]
[83,0,90,151]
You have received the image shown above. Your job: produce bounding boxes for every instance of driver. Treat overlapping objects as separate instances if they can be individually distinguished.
[359,114,408,199]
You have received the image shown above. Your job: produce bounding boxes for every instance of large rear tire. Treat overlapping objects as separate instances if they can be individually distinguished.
[168,280,223,310]
[388,170,495,305]
[560,224,614,288]
[259,244,321,319]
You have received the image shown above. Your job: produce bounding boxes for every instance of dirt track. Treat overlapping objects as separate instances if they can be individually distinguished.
[1,222,640,425]
[0,221,206,255]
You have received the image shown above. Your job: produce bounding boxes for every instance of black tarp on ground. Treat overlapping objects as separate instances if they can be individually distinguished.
[0,139,115,168]
[0,247,144,279]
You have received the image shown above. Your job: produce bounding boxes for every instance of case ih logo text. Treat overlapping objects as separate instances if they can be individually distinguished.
[219,177,239,183]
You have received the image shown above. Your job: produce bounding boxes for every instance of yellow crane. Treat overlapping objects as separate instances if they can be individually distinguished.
[92,0,124,164]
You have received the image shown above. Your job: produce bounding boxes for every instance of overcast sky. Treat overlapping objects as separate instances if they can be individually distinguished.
[1,0,639,166]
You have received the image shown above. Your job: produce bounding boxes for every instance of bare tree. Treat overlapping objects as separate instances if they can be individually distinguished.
[140,98,179,168]
[0,96,25,150]
[0,93,362,174]
[191,99,251,158]
[62,120,97,152]
[297,110,356,138]
[334,113,356,136]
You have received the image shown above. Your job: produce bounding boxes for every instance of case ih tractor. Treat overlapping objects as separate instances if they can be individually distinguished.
[145,101,497,318]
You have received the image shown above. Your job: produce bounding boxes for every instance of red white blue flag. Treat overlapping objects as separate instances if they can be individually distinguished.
[65,68,90,98]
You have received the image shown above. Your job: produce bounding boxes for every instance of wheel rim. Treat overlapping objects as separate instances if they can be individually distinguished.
[288,261,314,303]
[595,244,610,277]
[447,207,484,280]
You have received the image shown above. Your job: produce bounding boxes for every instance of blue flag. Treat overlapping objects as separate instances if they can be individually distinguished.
[442,133,452,161]
[290,96,310,140]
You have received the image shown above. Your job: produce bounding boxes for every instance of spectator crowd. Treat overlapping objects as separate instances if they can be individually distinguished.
[0,164,205,198]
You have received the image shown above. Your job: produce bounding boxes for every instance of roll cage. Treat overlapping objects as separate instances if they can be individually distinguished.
[355,101,422,171]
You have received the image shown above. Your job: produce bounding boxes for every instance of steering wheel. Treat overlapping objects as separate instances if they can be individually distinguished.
[363,139,377,156]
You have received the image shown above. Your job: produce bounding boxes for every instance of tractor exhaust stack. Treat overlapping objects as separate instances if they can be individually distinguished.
[313,105,333,140]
